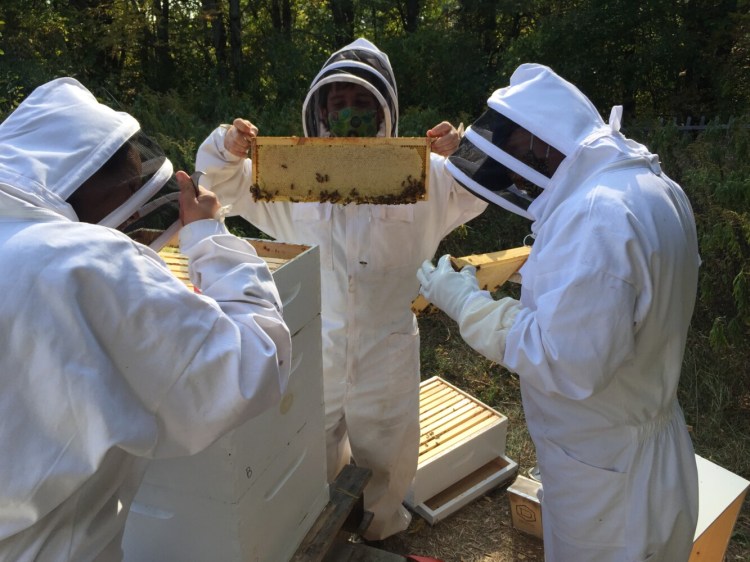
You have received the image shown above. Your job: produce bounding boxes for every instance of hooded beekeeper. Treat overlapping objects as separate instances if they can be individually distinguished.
[0,78,291,560]
[418,64,700,561]
[196,38,487,540]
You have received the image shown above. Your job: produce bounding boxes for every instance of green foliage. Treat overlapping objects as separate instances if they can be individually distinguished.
[678,120,750,352]
[398,106,445,136]
[0,71,25,116]
[436,204,531,259]
[381,30,493,117]
[124,89,205,170]
[496,0,748,119]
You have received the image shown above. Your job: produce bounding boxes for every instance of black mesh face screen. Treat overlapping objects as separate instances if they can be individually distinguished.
[471,108,522,149]
[69,130,175,230]
[446,108,550,219]
[96,131,181,238]
[326,48,397,94]
[120,184,180,234]
[304,45,399,138]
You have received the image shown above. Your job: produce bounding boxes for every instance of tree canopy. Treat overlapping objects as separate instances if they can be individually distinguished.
[2,0,748,134]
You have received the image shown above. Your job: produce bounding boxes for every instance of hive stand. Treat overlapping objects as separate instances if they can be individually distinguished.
[293,464,436,562]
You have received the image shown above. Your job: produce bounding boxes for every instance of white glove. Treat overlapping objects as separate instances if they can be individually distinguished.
[417,255,483,322]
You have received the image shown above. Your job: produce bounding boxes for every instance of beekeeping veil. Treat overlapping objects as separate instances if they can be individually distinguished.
[0,77,178,248]
[446,64,607,220]
[302,38,399,137]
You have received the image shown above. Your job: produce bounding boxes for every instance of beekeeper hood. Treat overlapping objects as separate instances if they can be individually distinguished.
[302,38,399,137]
[447,63,633,220]
[0,77,175,238]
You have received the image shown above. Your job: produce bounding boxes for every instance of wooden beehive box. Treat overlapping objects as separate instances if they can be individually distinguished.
[251,136,430,204]
[405,377,517,524]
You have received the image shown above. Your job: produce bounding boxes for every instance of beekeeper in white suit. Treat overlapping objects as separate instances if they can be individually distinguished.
[196,38,487,540]
[418,64,700,561]
[0,77,291,560]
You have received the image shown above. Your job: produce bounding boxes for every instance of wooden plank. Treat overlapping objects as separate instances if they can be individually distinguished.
[420,399,476,435]
[158,249,193,289]
[291,464,372,562]
[419,396,471,425]
[689,493,746,561]
[418,388,461,416]
[251,136,430,205]
[420,403,486,443]
[419,415,500,463]
[157,237,308,289]
[247,239,310,260]
[418,386,453,408]
[453,246,532,289]
[412,245,531,314]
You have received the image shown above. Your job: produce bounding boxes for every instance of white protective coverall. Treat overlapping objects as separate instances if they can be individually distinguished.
[421,64,701,561]
[0,78,291,561]
[196,38,487,540]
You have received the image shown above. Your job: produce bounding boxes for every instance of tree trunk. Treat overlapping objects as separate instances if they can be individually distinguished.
[152,0,174,91]
[403,0,420,33]
[202,0,228,83]
[458,0,496,59]
[229,0,242,91]
[270,0,292,35]
[329,0,354,46]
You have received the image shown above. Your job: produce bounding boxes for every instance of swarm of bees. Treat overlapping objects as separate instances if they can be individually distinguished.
[250,173,426,205]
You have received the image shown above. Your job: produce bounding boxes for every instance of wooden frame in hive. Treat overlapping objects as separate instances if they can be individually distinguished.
[412,245,531,314]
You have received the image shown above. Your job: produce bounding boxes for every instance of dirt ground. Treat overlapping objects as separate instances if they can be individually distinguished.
[378,485,750,562]
[381,483,545,562]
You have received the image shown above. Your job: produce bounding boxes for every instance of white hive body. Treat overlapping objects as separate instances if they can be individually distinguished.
[406,377,517,524]
[123,240,327,562]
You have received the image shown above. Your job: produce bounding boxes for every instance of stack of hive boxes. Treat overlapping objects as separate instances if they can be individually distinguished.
[122,240,327,562]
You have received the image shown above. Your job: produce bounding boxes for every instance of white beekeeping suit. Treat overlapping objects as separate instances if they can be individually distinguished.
[196,38,487,540]
[419,64,700,561]
[0,78,291,561]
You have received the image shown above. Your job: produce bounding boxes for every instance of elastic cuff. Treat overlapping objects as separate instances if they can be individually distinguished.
[179,219,229,251]
[217,125,244,163]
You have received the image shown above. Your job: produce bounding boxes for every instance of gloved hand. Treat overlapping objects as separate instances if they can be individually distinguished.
[417,255,482,322]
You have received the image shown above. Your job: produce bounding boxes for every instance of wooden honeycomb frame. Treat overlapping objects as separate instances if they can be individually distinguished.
[413,245,531,314]
[250,136,430,205]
